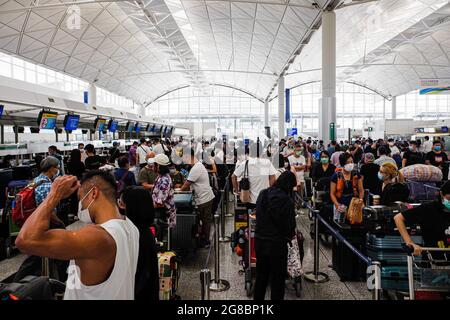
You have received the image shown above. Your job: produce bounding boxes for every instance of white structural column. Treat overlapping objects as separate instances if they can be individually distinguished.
[88,83,97,106]
[278,76,285,138]
[319,10,337,142]
[264,100,270,137]
[391,96,397,119]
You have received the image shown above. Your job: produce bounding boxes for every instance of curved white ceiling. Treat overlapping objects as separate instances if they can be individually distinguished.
[0,0,449,106]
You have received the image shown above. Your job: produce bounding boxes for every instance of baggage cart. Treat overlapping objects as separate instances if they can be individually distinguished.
[405,246,450,300]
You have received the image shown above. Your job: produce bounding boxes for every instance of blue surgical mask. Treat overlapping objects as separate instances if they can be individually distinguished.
[443,199,450,210]
[435,146,442,151]
[377,172,385,181]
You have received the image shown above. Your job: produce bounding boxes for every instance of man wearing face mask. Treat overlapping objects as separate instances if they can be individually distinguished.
[425,140,449,180]
[402,140,424,168]
[13,156,66,282]
[34,157,62,207]
[395,180,450,256]
[15,171,140,300]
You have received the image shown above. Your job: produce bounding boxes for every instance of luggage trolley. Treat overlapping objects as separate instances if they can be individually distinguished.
[0,180,29,258]
[405,246,450,300]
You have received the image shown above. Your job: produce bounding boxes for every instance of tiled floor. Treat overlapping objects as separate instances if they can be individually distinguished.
[0,201,372,300]
[177,202,372,300]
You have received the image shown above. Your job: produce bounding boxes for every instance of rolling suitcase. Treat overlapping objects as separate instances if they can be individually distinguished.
[173,191,194,214]
[381,266,410,291]
[157,251,180,300]
[366,234,423,265]
[331,221,367,281]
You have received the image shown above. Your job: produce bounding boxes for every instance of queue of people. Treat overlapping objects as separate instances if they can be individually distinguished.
[3,134,449,301]
[10,137,223,300]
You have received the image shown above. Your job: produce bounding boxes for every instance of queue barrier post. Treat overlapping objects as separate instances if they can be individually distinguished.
[219,189,231,243]
[209,214,230,292]
[303,209,330,284]
[370,261,382,300]
[200,269,211,300]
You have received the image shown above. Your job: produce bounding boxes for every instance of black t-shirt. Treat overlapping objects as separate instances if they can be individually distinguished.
[331,171,361,206]
[353,148,363,164]
[364,145,377,157]
[360,163,381,195]
[109,147,121,163]
[426,151,448,168]
[402,150,424,167]
[311,161,336,182]
[402,201,450,248]
[85,155,102,170]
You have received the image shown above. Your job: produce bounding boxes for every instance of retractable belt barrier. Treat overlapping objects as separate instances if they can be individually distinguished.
[304,202,382,300]
[200,177,231,299]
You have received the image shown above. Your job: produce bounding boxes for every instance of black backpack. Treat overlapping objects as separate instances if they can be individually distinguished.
[381,182,410,205]
[0,276,63,300]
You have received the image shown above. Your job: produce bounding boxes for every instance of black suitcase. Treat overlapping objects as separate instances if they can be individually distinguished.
[173,192,194,214]
[363,203,421,235]
[331,221,367,281]
[171,213,199,253]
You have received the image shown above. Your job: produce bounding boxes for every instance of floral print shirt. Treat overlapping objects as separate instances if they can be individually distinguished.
[152,174,176,228]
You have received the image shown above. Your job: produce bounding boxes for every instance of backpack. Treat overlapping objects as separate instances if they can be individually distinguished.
[381,182,410,205]
[12,180,45,227]
[116,170,130,196]
[335,169,359,199]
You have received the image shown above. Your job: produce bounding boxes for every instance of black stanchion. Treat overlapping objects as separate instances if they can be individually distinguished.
[209,214,230,292]
[219,189,231,242]
[303,209,330,283]
[200,269,211,300]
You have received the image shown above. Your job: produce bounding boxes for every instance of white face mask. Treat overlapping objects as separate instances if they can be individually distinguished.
[344,163,354,172]
[77,188,95,224]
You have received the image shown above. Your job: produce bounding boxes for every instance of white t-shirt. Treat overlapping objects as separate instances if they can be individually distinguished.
[64,218,139,300]
[422,140,433,153]
[187,162,215,206]
[233,158,277,204]
[389,145,400,155]
[152,143,165,156]
[288,154,306,182]
[137,145,151,165]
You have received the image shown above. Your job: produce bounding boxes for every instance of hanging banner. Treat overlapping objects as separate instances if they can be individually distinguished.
[419,79,450,95]
[285,88,291,123]
[83,91,89,104]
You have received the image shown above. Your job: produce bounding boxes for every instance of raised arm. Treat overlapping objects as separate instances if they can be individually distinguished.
[15,176,112,260]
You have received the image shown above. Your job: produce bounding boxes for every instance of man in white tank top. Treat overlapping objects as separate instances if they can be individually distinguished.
[15,171,139,300]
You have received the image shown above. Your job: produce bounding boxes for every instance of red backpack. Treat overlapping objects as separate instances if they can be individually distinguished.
[12,181,44,227]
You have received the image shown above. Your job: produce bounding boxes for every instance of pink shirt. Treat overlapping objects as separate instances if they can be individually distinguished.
[331,151,344,168]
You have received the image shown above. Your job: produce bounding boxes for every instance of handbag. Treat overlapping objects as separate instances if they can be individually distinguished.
[346,197,363,225]
[239,160,250,204]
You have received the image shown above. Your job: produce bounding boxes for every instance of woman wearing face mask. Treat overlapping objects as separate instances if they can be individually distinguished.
[395,180,450,257]
[311,151,336,182]
[330,153,365,222]
[425,141,449,180]
[151,154,177,229]
[378,162,408,205]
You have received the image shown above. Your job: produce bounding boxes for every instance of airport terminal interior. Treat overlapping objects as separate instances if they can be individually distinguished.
[0,0,450,301]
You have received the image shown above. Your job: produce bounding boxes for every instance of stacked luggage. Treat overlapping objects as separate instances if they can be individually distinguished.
[363,203,423,298]
[400,164,442,203]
